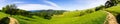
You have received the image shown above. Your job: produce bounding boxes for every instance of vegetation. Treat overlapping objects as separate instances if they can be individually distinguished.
[10,10,107,24]
[2,4,30,16]
[0,12,8,19]
[50,11,107,24]
[105,3,120,24]
[105,0,119,8]
[0,0,120,24]
[0,12,9,24]
[31,10,66,20]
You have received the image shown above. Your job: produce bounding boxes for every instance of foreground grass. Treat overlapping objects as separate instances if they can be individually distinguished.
[12,15,48,24]
[51,11,107,24]
[0,12,9,19]
[11,11,107,24]
[106,5,120,13]
[106,4,120,16]
[10,4,120,24]
[0,3,120,24]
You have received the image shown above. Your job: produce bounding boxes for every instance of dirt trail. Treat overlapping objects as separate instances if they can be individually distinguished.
[104,11,118,24]
[8,17,19,24]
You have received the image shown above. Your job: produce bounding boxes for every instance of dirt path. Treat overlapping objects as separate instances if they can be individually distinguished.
[104,11,118,24]
[8,17,19,24]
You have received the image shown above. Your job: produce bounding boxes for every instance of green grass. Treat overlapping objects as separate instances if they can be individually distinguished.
[0,12,9,19]
[51,11,107,24]
[11,10,107,24]
[106,5,120,13]
[4,3,120,24]
[105,4,120,16]
[11,4,120,24]
[12,15,48,24]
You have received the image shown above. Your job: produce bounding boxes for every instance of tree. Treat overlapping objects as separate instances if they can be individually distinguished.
[31,10,66,20]
[2,4,18,16]
[105,0,119,8]
[0,10,1,12]
[105,1,113,8]
[0,17,10,24]
[95,5,105,11]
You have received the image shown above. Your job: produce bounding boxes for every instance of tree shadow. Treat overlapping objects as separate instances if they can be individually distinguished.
[0,17,10,24]
[116,13,120,24]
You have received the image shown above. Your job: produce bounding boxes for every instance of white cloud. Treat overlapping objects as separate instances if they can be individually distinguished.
[44,0,61,8]
[76,0,107,9]
[18,4,62,11]
[87,0,107,7]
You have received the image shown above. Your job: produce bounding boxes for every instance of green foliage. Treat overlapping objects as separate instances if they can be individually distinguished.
[105,0,119,8]
[0,12,9,19]
[106,5,120,13]
[32,10,66,20]
[51,11,107,24]
[2,4,31,17]
[95,5,105,11]
[0,10,1,12]
[12,15,48,24]
[106,5,120,16]
[0,12,9,24]
[0,1,120,24]
[10,10,107,24]
[2,4,18,15]
[78,9,95,16]
[0,17,10,24]
[105,3,120,23]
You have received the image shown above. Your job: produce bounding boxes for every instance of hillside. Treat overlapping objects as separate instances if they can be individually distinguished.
[0,2,120,24]
[6,10,106,24]
[105,3,120,24]
[12,4,120,24]
[0,12,9,19]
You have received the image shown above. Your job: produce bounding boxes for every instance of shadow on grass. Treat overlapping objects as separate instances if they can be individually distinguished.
[116,13,120,24]
[0,17,10,24]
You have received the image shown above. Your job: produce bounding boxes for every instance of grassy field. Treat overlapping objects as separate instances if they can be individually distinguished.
[105,3,120,16]
[106,5,120,13]
[50,11,107,24]
[0,12,9,19]
[10,10,107,24]
[12,15,48,24]
[0,3,120,24]
[11,4,120,24]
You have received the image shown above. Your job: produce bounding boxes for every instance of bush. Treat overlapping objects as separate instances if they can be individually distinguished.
[0,17,10,24]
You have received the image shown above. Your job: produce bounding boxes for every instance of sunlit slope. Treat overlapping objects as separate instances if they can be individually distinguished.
[0,12,9,19]
[12,10,107,24]
[51,11,107,24]
[12,15,48,24]
[106,4,120,13]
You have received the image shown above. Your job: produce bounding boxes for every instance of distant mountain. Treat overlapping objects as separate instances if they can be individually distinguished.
[29,9,66,13]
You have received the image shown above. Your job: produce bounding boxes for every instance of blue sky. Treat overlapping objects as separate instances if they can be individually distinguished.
[0,0,107,11]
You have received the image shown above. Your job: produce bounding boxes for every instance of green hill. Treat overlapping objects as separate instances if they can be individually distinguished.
[0,12,9,19]
[8,10,107,24]
[0,3,120,24]
[12,4,120,24]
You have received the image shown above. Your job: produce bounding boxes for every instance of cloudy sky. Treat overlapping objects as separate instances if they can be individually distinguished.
[0,0,107,11]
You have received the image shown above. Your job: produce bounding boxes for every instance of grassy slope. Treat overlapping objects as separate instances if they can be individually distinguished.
[11,4,120,24]
[51,11,107,24]
[3,3,120,24]
[2,4,120,24]
[0,12,9,19]
[11,10,107,24]
[0,3,119,24]
[12,15,48,24]
[106,3,120,16]
[106,4,120,13]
